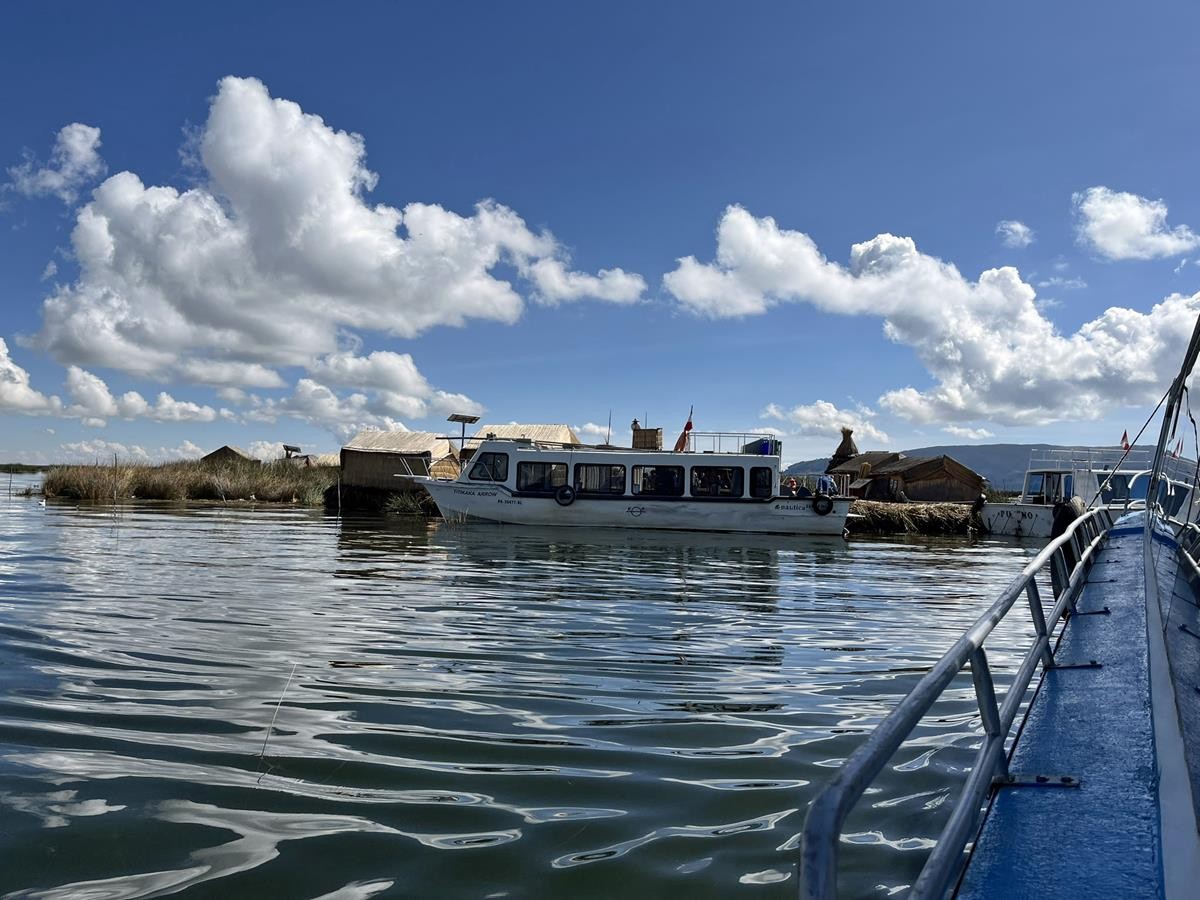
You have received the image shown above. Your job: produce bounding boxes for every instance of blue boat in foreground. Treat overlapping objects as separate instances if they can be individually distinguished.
[801,315,1200,899]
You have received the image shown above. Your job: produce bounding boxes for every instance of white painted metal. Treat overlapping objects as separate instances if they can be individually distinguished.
[413,439,851,536]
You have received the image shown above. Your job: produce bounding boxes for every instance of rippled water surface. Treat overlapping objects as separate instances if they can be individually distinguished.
[0,477,1042,898]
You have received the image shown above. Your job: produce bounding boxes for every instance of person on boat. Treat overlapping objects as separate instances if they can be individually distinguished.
[817,473,836,495]
[784,477,799,497]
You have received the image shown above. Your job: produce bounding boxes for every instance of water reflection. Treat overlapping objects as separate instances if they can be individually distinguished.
[0,487,1039,898]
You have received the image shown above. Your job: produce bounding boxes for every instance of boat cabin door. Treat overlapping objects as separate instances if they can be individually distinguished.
[1023,471,1073,505]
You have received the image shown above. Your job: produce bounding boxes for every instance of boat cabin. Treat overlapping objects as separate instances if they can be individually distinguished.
[460,438,785,502]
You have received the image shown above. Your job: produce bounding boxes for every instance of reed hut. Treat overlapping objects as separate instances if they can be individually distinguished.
[201,445,255,465]
[848,455,985,502]
[827,427,860,473]
[461,423,582,464]
[828,451,903,483]
[341,430,459,490]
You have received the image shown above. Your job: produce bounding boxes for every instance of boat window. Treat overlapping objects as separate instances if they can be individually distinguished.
[469,452,509,482]
[1127,475,1150,501]
[575,463,626,494]
[690,465,744,498]
[750,467,773,499]
[1160,480,1191,517]
[516,462,567,492]
[1024,472,1045,501]
[631,465,685,497]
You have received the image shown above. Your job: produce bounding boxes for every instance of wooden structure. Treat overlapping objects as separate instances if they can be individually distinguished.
[201,445,255,465]
[827,451,902,481]
[632,423,663,451]
[341,430,459,490]
[841,454,985,502]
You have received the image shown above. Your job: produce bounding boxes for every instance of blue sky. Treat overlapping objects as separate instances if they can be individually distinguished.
[3,2,1200,464]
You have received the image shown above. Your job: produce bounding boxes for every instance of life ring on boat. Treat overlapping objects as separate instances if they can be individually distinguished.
[812,493,834,516]
[555,485,577,507]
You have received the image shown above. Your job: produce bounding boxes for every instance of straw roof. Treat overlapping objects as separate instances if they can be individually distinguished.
[827,451,901,476]
[343,430,457,459]
[201,445,253,461]
[465,423,581,449]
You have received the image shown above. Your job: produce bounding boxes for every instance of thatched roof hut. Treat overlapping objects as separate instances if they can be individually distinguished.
[845,454,985,502]
[827,427,860,473]
[201,445,255,465]
[341,430,459,489]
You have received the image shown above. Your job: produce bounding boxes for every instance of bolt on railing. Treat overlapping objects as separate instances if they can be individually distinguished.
[800,506,1115,900]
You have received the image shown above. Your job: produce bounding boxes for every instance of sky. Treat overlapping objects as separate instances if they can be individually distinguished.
[3,1,1200,465]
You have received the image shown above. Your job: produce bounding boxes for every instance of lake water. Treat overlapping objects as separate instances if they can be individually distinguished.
[0,476,1042,898]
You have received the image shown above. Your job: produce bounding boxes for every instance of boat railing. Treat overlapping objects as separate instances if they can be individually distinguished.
[687,431,781,455]
[800,505,1115,900]
[447,433,786,456]
[1027,446,1153,471]
[785,472,851,497]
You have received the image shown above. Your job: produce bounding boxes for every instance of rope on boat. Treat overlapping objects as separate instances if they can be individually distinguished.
[1086,384,1172,510]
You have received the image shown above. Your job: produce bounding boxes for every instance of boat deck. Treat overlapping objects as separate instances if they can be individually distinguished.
[957,522,1162,898]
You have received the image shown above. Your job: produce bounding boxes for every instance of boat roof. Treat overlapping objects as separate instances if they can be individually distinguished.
[472,437,778,462]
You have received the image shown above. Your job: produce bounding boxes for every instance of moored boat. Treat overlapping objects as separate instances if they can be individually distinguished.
[414,432,853,536]
[981,446,1196,538]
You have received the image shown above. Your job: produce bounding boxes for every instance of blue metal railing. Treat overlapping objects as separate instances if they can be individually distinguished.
[800,506,1115,899]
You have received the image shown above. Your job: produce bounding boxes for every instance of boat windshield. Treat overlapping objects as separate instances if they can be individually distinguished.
[1022,471,1072,503]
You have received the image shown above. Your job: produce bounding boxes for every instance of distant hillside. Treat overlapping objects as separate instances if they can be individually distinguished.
[784,443,1129,490]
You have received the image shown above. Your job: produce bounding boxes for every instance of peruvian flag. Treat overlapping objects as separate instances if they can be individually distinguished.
[1121,430,1130,451]
[673,406,694,452]
[1173,438,1184,459]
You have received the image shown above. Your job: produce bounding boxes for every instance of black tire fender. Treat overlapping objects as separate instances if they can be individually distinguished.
[812,493,834,516]
[555,485,577,507]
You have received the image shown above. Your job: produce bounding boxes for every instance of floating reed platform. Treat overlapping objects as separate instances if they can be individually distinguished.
[42,460,338,506]
[846,499,973,535]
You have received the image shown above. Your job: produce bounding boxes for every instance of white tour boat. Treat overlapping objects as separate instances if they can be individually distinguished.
[982,446,1196,537]
[414,432,853,536]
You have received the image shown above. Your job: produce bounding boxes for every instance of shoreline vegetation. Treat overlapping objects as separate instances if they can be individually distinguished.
[846,499,973,535]
[21,461,979,535]
[40,460,338,506]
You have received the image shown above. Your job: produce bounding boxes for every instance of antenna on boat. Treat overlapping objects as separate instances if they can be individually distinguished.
[606,410,612,444]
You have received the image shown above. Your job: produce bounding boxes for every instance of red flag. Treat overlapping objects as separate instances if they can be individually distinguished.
[1173,438,1183,459]
[1121,430,1130,451]
[672,406,694,452]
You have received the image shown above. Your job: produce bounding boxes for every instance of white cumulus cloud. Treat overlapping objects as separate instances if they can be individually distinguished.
[762,400,889,443]
[1073,186,1200,260]
[0,338,62,415]
[247,440,285,461]
[665,205,1200,426]
[944,425,994,440]
[33,76,644,391]
[7,123,106,205]
[995,220,1034,249]
[63,365,217,425]
[55,439,204,464]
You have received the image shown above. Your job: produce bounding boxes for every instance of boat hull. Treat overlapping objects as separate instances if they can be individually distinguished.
[418,479,852,536]
[981,502,1056,538]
